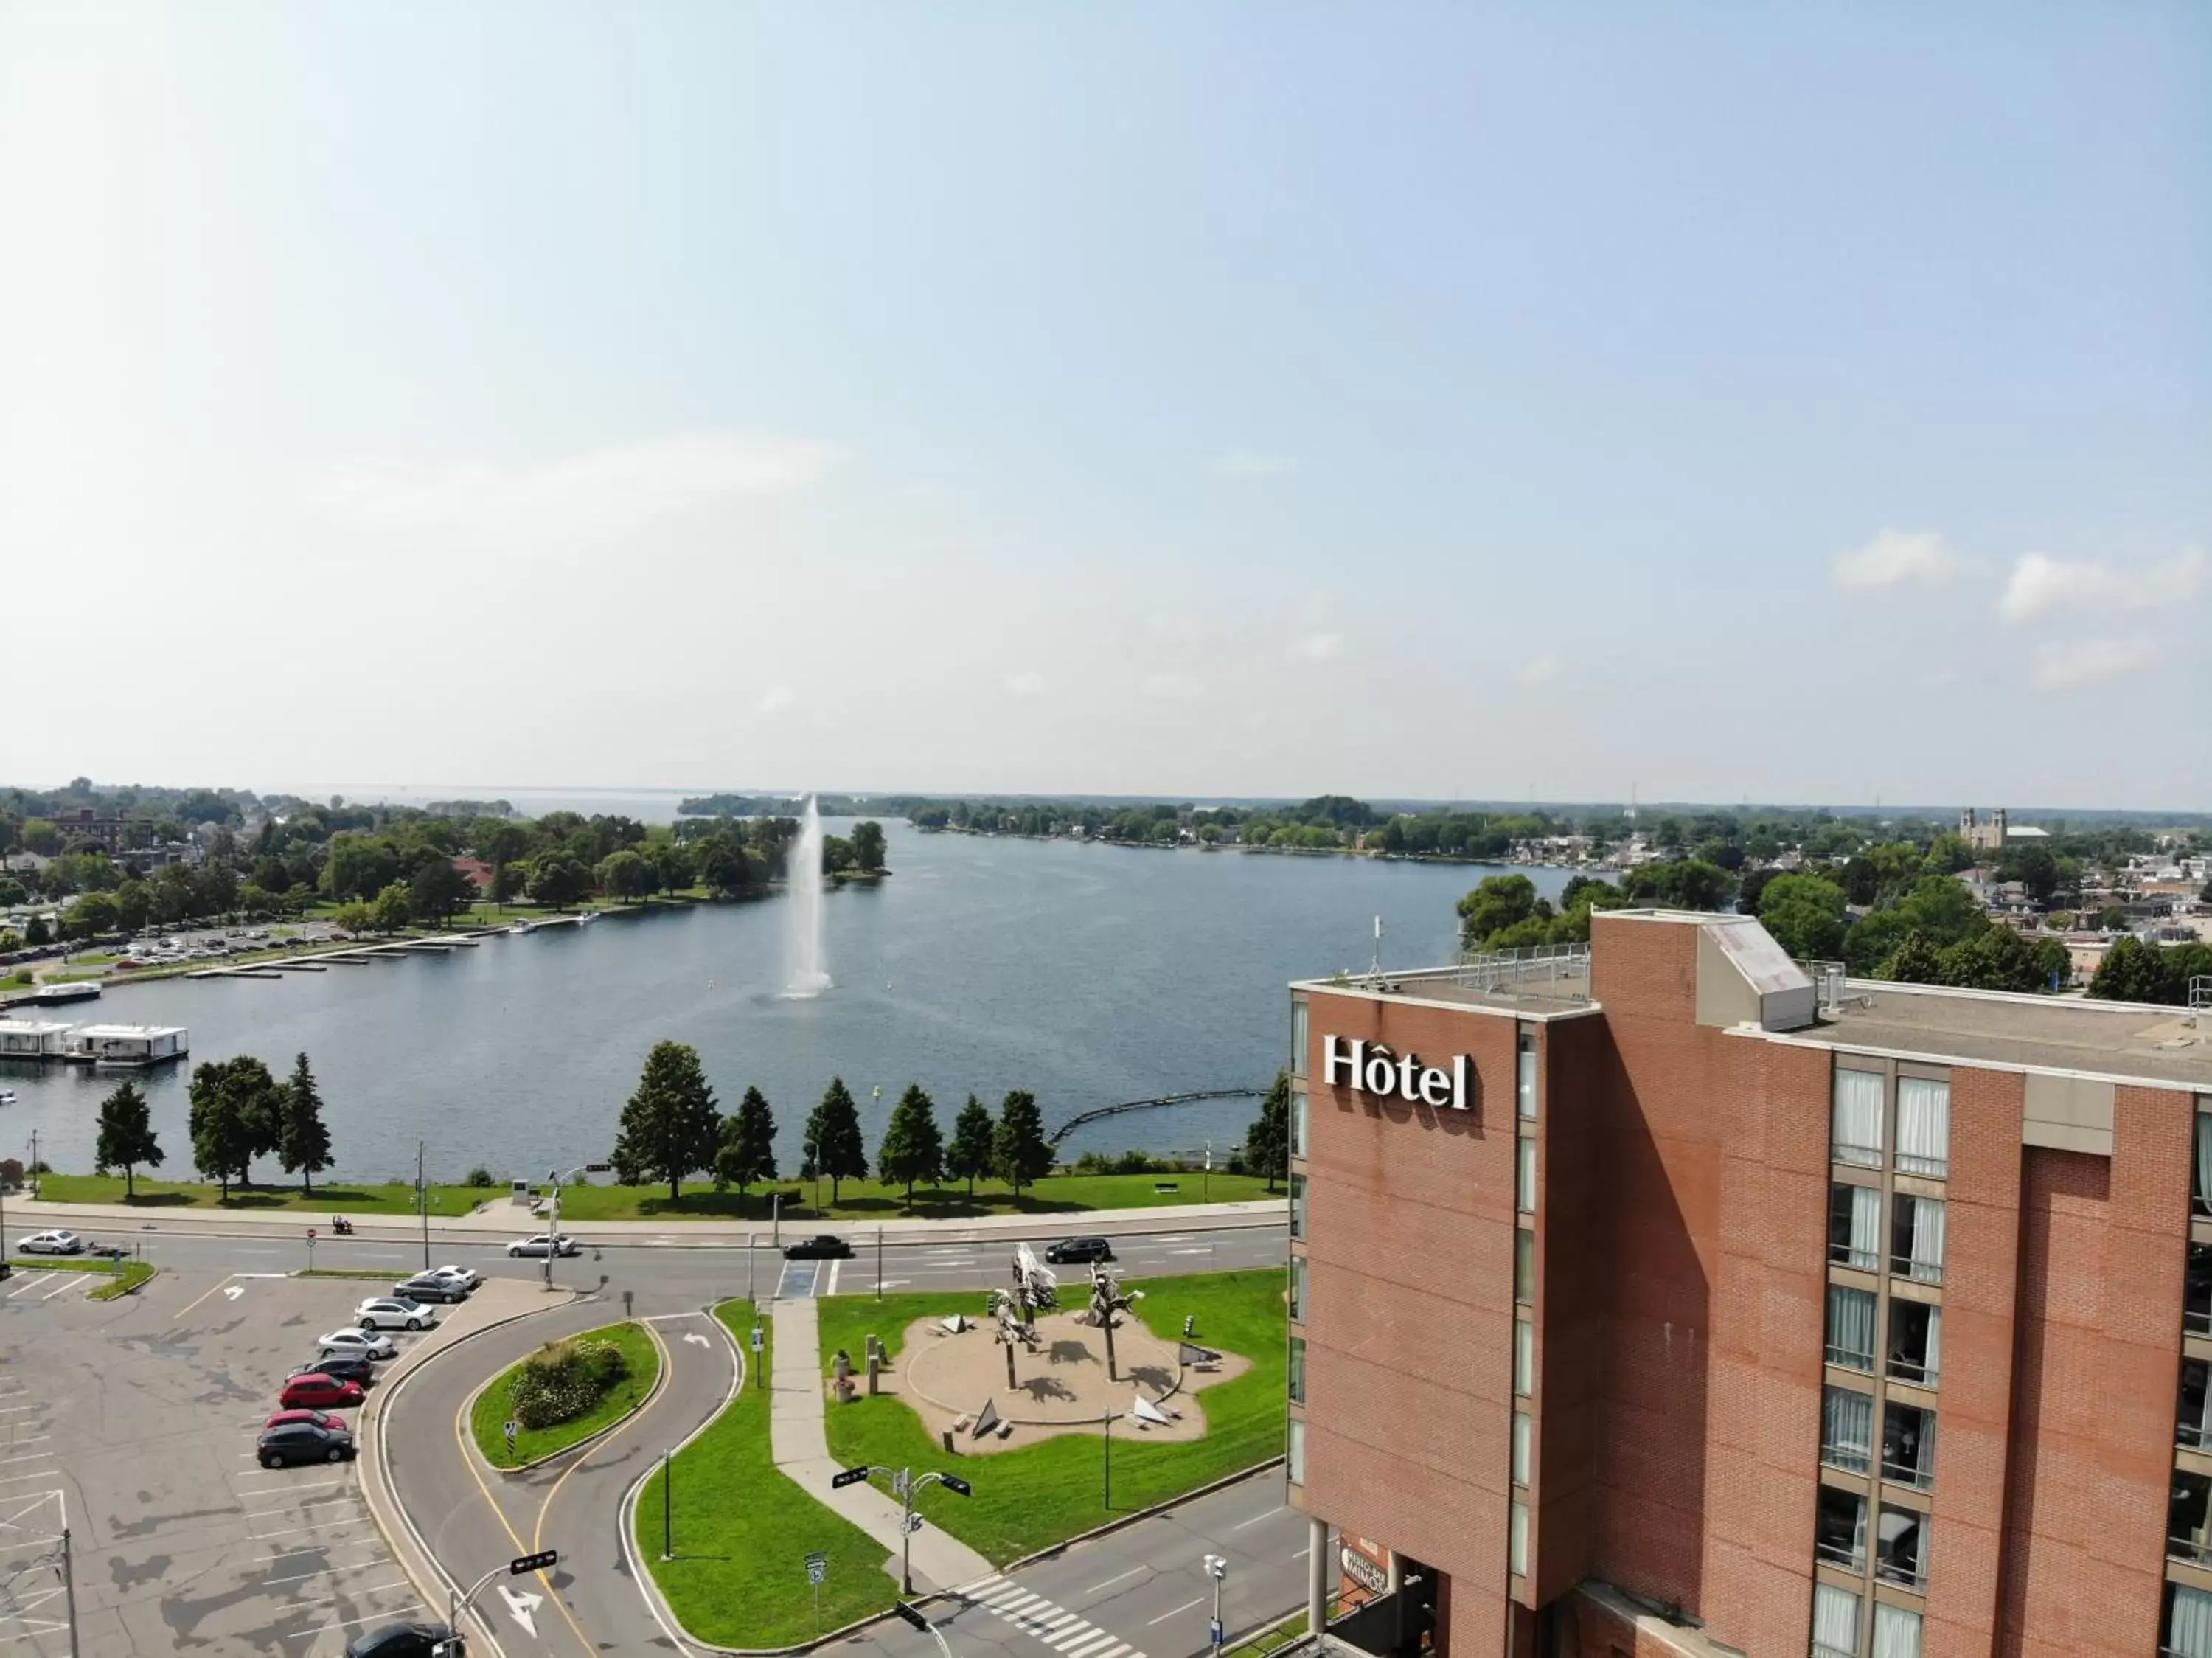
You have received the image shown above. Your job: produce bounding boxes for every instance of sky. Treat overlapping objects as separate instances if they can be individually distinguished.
[3,3,2207,811]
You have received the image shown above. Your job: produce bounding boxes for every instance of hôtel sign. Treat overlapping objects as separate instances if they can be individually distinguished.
[1323,1035,1472,1111]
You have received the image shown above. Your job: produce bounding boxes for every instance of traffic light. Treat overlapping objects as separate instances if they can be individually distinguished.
[894,1603,930,1631]
[939,1474,972,1496]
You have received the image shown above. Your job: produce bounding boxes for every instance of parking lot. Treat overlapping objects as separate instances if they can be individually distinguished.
[0,1265,448,1656]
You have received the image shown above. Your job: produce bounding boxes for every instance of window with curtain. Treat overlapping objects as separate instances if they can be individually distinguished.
[1827,1285,1877,1371]
[1871,1603,1923,1658]
[1291,1086,1308,1159]
[1831,1182,1880,1271]
[1823,1384,1874,1474]
[1514,1229,1535,1305]
[1888,1300,1941,1389]
[1287,1418,1306,1484]
[1509,1499,1528,1577]
[1896,1076,1950,1177]
[1810,1583,1860,1658]
[2166,1582,2212,1658]
[1832,1069,1884,1167]
[1288,1336,1306,1404]
[1514,1319,1534,1397]
[2180,1359,2211,1451]
[1290,1173,1307,1240]
[1517,1031,1537,1120]
[1892,1194,1945,1286]
[1517,1137,1537,1214]
[2196,1112,2212,1218]
[1289,1255,1307,1324]
[1512,1410,1531,1487]
[2191,1244,2212,1337]
[1291,1001,1309,1078]
[1882,1400,1938,1490]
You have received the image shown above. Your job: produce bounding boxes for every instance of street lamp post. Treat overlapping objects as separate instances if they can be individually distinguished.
[1203,1553,1227,1658]
[830,1463,972,1595]
[544,1162,611,1290]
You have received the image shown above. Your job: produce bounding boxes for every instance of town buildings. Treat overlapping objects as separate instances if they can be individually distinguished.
[1287,908,2212,1658]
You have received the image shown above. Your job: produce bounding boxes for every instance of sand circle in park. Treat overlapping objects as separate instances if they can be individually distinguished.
[859,1308,1251,1455]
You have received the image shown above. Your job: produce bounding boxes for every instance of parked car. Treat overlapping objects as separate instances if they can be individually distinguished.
[355,1297,435,1332]
[506,1233,579,1258]
[1043,1236,1115,1265]
[783,1235,853,1260]
[393,1274,466,1304]
[428,1263,481,1291]
[316,1328,397,1361]
[280,1374,366,1412]
[257,1418,356,1468]
[290,1353,375,1387]
[264,1407,349,1433]
[344,1620,462,1657]
[18,1229,83,1255]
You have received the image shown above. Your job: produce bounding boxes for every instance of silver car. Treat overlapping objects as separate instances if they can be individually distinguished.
[355,1297,434,1332]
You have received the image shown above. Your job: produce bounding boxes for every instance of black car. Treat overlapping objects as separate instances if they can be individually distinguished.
[393,1274,467,1304]
[257,1418,356,1468]
[784,1234,853,1259]
[1044,1236,1115,1265]
[291,1353,375,1387]
[344,1621,462,1657]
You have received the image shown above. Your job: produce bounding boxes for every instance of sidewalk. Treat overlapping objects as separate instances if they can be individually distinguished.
[769,1297,995,1593]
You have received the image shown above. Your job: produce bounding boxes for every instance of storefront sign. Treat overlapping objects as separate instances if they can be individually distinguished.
[1340,1547,1388,1594]
[1322,1035,1470,1111]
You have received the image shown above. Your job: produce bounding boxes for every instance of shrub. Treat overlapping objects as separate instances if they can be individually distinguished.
[465,1166,495,1188]
[507,1336,631,1429]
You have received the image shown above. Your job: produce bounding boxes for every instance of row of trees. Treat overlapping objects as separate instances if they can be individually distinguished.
[86,1053,336,1199]
[608,1042,1057,1206]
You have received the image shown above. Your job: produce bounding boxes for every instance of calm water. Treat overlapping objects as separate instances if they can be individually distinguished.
[0,827,1569,1184]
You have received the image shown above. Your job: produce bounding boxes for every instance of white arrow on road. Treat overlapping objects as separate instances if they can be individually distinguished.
[223,1285,245,1301]
[498,1583,543,1637]
[684,1332,710,1348]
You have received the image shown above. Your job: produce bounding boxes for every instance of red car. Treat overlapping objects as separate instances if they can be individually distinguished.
[264,1407,349,1433]
[279,1374,365,1411]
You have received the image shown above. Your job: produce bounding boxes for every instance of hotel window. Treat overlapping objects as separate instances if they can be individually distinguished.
[1890,1193,1944,1286]
[1830,1183,1881,1272]
[2197,1107,2212,1218]
[1888,1300,1941,1390]
[1513,1318,1534,1397]
[1821,1384,1874,1475]
[1514,1229,1535,1305]
[1509,1499,1528,1577]
[1895,1076,1950,1178]
[2191,1245,2212,1338]
[1815,1485,1866,1572]
[1291,1001,1309,1078]
[2165,1582,2212,1658]
[1871,1603,1923,1658]
[1289,1255,1307,1324]
[1290,1173,1307,1241]
[1288,1336,1307,1404]
[1511,1409,1531,1488]
[2173,1471,2212,1568]
[1832,1069,1884,1168]
[1882,1400,1937,1491]
[1810,1582,1860,1658]
[1875,1508,1927,1593]
[1290,1086,1309,1159]
[1516,1137,1537,1215]
[2181,1359,2211,1451]
[1287,1418,1306,1485]
[1516,1030,1537,1120]
[1826,1285,1877,1373]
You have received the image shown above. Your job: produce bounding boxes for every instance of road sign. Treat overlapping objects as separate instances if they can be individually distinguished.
[891,1469,910,1499]
[939,1474,972,1496]
[585,1162,612,1173]
[307,1227,317,1240]
[905,1514,925,1533]
[504,1421,519,1453]
[751,1325,765,1352]
[509,1548,559,1575]
[893,1602,930,1631]
[831,1466,871,1489]
[805,1553,827,1585]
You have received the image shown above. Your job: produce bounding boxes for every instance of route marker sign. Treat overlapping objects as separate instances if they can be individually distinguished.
[751,1325,765,1353]
[806,1552,827,1585]
[509,1549,559,1575]
[504,1421,519,1454]
[831,1466,871,1489]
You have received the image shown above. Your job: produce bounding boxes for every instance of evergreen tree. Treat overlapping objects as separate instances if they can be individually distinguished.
[277,1052,335,1194]
[187,1056,282,1197]
[992,1089,1053,1202]
[1246,1069,1292,1193]
[715,1086,779,1210]
[877,1083,944,1208]
[946,1093,996,1202]
[810,1076,868,1203]
[94,1079,162,1199]
[611,1041,722,1201]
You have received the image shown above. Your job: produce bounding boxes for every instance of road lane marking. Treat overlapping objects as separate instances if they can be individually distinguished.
[236,1478,352,1495]
[641,1311,707,1322]
[1149,1599,1203,1625]
[1090,1645,1132,1658]
[1062,1633,1121,1657]
[172,1274,242,1322]
[1231,1510,1281,1530]
[1085,1567,1147,1594]
[827,1258,843,1294]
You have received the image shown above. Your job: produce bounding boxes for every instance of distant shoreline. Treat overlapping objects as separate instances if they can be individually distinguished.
[917,822,1615,873]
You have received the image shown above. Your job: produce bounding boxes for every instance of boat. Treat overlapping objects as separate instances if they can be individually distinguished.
[508,921,536,935]
[25,982,102,1006]
[575,912,598,926]
[0,1091,14,1106]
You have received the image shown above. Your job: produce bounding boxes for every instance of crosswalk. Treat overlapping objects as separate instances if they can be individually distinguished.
[961,1574,1149,1658]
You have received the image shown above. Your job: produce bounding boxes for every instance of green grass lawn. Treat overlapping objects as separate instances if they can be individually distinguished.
[815,1269,1287,1564]
[637,1302,894,1647]
[469,1320,660,1468]
[36,1169,1284,1222]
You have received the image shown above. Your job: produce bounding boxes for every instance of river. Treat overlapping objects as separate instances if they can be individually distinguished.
[0,825,1572,1184]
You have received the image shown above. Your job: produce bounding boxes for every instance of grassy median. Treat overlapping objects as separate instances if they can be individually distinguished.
[6,1257,157,1299]
[636,1302,893,1648]
[816,1269,1287,1564]
[469,1320,659,1468]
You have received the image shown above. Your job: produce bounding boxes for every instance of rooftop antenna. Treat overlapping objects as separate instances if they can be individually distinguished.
[1370,915,1384,985]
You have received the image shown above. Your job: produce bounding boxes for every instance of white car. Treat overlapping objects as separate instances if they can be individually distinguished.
[18,1230,83,1255]
[506,1233,579,1258]
[355,1297,434,1333]
[316,1328,397,1361]
[429,1264,481,1291]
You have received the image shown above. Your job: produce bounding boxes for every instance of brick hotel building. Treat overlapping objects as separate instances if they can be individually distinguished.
[1284,909,2212,1658]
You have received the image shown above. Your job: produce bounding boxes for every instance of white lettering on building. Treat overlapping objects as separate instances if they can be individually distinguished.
[1321,1034,1470,1110]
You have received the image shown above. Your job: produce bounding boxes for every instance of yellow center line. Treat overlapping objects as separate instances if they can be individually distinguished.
[532,1317,675,1554]
[451,1356,597,1657]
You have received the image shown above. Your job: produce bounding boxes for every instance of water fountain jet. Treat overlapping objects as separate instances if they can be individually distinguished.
[782,793,832,997]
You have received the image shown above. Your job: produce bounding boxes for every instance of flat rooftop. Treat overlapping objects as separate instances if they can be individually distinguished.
[1794,982,2212,1089]
[1294,957,1595,1018]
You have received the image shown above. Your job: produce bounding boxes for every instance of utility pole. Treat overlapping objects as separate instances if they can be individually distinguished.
[1102,1409,1116,1509]
[59,1526,79,1653]
[27,1128,38,1196]
[418,1140,431,1271]
[1203,1553,1226,1658]
[661,1449,673,1560]
[876,1226,883,1300]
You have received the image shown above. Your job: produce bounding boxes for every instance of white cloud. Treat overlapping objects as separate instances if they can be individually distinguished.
[1293,632,1342,662]
[2031,638,2158,692]
[1141,672,1207,702]
[305,429,841,546]
[1003,671,1048,698]
[756,683,797,714]
[1211,450,1299,478]
[1832,530,1959,591]
[1999,547,2207,625]
[1517,653,1561,687]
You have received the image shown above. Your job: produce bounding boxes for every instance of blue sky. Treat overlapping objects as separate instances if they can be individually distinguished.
[4,3,2206,808]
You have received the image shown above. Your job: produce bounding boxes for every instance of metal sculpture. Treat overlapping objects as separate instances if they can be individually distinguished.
[1088,1262,1144,1381]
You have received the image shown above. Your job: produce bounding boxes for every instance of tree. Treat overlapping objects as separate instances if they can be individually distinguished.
[1456,874,1537,951]
[187,1055,284,1197]
[529,853,591,910]
[946,1094,996,1201]
[24,915,49,946]
[803,1077,868,1202]
[714,1086,778,1208]
[596,850,656,903]
[65,890,120,939]
[490,864,526,903]
[369,882,413,934]
[278,1052,335,1193]
[1624,858,1736,912]
[334,900,375,935]
[611,1041,723,1201]
[877,1083,945,1207]
[993,1089,1053,1202]
[1756,874,1848,960]
[1246,1071,1291,1193]
[697,836,752,897]
[408,859,476,926]
[94,1079,162,1198]
[849,821,887,873]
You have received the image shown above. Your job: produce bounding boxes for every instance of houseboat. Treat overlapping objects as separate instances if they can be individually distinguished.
[21,982,102,1007]
[0,1020,75,1060]
[60,1024,189,1067]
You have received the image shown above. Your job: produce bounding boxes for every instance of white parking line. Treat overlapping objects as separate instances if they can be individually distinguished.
[283,1602,428,1643]
[247,1579,411,1621]
[0,1406,41,1416]
[4,1275,53,1300]
[249,1516,373,1542]
[826,1258,843,1294]
[0,1470,58,1485]
[0,1451,55,1466]
[1148,1598,1203,1625]
[235,1478,352,1496]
